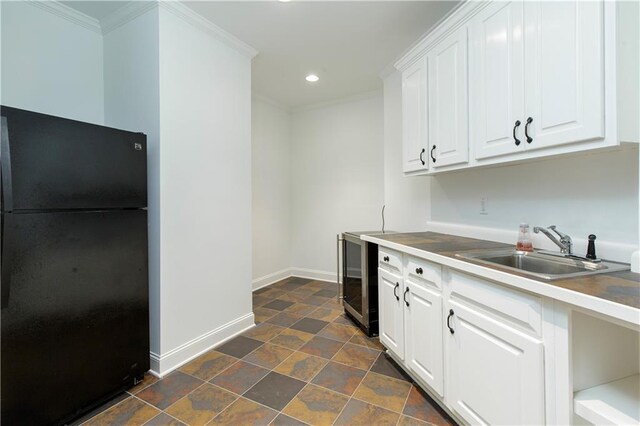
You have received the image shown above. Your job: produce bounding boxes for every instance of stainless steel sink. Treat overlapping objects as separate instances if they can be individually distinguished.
[455,249,630,280]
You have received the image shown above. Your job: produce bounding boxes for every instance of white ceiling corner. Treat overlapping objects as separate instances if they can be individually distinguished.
[60,0,460,108]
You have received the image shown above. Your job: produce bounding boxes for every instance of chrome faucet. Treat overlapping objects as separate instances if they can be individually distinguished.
[533,225,573,254]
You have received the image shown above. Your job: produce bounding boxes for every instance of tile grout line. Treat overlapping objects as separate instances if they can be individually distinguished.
[131,394,185,425]
[159,380,210,416]
[277,352,349,425]
[185,382,242,425]
[238,303,400,422]
[203,357,245,384]
[126,374,159,397]
[177,356,239,382]
[158,356,257,424]
[259,290,410,423]
[328,382,354,425]
[244,323,288,343]
[348,350,412,414]
[212,329,406,422]
[78,392,137,425]
[203,379,285,425]
[205,308,335,424]
[261,290,346,424]
[396,380,415,426]
[275,305,382,425]
[93,280,433,426]
[261,281,442,425]
[332,334,400,425]
[82,355,227,425]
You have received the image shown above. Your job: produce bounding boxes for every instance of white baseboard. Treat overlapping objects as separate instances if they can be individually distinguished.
[252,267,337,292]
[149,312,255,377]
[289,267,337,283]
[252,268,292,291]
[427,221,638,264]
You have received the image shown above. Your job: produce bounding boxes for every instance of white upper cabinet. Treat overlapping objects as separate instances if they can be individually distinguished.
[396,0,631,173]
[471,0,604,160]
[523,0,604,150]
[402,57,429,173]
[469,1,525,160]
[428,27,469,168]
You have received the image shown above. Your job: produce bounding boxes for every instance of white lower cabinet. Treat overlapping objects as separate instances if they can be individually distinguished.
[405,278,444,396]
[447,299,545,425]
[378,253,546,425]
[378,268,405,360]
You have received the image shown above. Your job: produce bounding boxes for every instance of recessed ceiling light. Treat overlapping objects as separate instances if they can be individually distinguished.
[278,0,291,2]
[305,74,319,83]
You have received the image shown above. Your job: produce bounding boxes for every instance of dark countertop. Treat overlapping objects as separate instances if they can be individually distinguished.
[369,232,640,310]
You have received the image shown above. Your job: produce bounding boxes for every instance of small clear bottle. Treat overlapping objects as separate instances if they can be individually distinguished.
[516,223,533,252]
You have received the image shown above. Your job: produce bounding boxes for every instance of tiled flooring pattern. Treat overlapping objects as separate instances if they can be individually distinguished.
[77,277,456,426]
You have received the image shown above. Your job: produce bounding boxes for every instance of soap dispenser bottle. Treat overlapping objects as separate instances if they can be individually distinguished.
[517,223,533,252]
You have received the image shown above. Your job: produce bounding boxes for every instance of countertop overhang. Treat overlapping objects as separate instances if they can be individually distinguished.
[361,232,640,327]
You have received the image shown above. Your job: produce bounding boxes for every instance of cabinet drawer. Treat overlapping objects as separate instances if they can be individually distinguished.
[449,271,542,337]
[405,256,441,290]
[379,247,403,275]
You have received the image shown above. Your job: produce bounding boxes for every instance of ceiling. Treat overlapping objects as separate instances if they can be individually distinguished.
[61,1,127,20]
[62,1,459,108]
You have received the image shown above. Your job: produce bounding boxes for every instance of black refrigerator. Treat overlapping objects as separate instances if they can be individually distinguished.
[0,106,150,425]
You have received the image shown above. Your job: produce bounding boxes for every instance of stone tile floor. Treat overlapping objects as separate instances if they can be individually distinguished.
[74,277,456,426]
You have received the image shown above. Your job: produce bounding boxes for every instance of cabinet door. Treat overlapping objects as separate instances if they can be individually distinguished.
[404,279,444,396]
[469,1,525,160]
[402,57,429,173]
[378,268,405,360]
[523,0,604,150]
[448,300,545,425]
[428,26,469,168]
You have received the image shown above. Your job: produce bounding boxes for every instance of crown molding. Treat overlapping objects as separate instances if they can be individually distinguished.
[100,1,159,35]
[394,0,487,72]
[292,89,382,114]
[378,63,397,80]
[252,92,292,114]
[26,0,101,34]
[159,1,258,59]
[99,1,258,59]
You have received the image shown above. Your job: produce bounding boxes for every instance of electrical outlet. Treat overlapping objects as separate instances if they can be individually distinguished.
[480,197,489,215]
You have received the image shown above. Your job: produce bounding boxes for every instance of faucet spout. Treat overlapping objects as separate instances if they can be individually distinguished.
[533,225,573,254]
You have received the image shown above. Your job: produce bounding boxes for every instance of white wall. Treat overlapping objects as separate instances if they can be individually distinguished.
[290,94,385,278]
[103,7,161,358]
[383,71,430,231]
[104,4,253,375]
[158,6,252,360]
[382,69,638,263]
[1,2,104,124]
[429,147,639,261]
[252,96,292,288]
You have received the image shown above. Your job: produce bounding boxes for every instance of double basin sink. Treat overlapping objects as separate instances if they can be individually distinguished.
[456,249,630,280]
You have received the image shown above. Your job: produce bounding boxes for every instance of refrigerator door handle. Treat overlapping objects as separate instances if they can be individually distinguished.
[1,116,13,212]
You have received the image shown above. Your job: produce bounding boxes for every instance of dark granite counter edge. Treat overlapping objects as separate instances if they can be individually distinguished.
[362,231,640,314]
